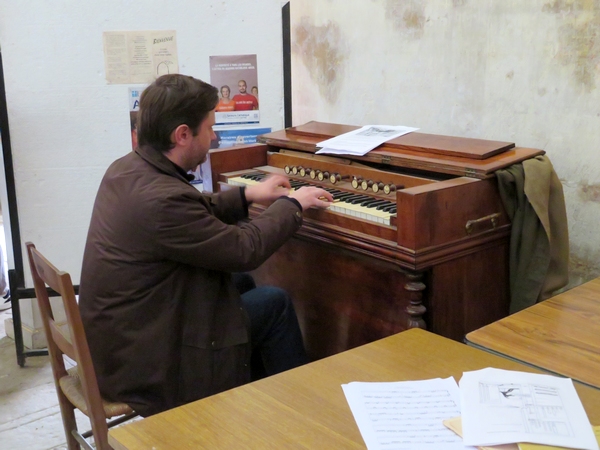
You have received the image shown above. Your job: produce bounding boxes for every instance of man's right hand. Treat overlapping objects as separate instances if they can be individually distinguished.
[288,187,334,210]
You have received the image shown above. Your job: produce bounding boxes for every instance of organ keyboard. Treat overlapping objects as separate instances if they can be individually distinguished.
[201,121,546,361]
[227,172,398,225]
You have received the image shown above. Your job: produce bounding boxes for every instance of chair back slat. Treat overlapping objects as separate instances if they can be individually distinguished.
[49,320,76,359]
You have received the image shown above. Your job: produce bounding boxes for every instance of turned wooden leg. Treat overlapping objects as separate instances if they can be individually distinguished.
[405,273,427,330]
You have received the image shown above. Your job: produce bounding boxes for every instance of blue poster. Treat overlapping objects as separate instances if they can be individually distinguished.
[211,127,271,149]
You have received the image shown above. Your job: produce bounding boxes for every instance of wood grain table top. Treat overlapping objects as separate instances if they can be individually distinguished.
[466,277,600,389]
[108,328,600,450]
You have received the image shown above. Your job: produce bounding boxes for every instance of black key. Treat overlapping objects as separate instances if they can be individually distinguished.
[332,192,349,200]
[365,200,391,208]
[336,193,359,201]
[360,198,386,207]
[349,196,374,204]
[376,201,395,210]
[241,174,262,181]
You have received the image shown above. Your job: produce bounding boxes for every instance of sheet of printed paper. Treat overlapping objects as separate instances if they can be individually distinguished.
[460,367,598,450]
[103,30,178,84]
[316,125,418,156]
[518,426,600,449]
[342,377,476,450]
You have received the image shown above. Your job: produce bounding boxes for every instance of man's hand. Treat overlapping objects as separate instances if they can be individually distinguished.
[289,186,334,210]
[245,174,292,204]
[245,174,334,210]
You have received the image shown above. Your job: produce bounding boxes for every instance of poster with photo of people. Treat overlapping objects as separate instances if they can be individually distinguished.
[210,54,260,125]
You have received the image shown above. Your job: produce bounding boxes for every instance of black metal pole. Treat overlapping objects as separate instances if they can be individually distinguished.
[0,51,25,287]
[282,2,292,128]
[1,51,45,366]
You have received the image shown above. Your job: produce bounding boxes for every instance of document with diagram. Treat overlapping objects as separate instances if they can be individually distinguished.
[459,368,598,450]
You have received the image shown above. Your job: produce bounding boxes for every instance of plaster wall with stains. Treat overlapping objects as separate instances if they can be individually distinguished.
[291,0,600,289]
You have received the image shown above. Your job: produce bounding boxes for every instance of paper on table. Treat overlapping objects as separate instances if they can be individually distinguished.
[443,416,518,450]
[342,377,476,450]
[316,125,419,156]
[444,417,600,450]
[459,368,598,450]
[518,425,600,449]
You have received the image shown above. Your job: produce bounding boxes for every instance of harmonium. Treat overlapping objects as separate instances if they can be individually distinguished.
[201,121,544,361]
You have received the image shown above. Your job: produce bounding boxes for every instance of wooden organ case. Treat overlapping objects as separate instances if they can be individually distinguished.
[201,122,544,361]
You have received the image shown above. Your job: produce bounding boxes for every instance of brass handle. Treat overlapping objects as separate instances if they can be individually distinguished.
[465,213,500,235]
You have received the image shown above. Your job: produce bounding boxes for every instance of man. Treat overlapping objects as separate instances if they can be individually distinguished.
[232,79,259,111]
[79,74,332,417]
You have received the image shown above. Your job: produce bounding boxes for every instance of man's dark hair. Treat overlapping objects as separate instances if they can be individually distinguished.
[137,74,219,152]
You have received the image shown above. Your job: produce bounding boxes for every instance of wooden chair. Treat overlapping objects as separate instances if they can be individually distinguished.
[26,242,136,450]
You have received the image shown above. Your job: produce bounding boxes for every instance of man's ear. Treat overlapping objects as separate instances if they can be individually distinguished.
[171,124,192,147]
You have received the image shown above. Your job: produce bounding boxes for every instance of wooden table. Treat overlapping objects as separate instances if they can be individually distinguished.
[466,276,600,389]
[109,328,600,450]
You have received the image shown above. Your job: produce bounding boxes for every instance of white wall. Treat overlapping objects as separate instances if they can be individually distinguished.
[291,0,600,287]
[0,0,286,286]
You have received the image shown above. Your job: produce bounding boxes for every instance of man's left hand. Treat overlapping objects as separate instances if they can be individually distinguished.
[245,174,292,204]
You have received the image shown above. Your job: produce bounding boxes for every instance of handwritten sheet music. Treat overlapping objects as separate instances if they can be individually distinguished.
[460,368,598,450]
[342,377,476,450]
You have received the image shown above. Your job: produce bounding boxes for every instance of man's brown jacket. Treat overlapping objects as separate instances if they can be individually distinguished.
[79,145,302,417]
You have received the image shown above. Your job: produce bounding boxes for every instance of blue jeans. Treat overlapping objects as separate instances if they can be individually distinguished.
[234,274,308,380]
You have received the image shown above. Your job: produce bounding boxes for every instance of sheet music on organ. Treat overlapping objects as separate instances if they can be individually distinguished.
[316,124,419,156]
[342,377,476,450]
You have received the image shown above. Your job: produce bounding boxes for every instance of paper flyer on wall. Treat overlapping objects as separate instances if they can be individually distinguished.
[210,54,260,125]
[103,30,179,84]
